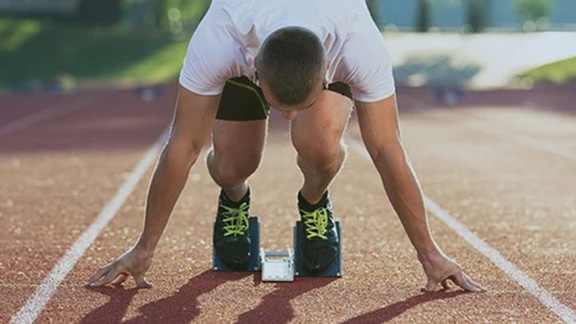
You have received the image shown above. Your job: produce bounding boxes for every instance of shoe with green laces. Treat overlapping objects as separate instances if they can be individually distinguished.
[298,191,339,273]
[213,189,251,270]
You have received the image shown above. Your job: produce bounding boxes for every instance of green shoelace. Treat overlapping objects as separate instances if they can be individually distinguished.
[300,207,329,240]
[221,203,250,236]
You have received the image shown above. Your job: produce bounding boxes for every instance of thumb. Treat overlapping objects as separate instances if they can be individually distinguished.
[422,278,439,292]
[133,273,152,289]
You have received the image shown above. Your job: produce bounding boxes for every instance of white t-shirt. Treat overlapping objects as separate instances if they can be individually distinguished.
[179,0,395,103]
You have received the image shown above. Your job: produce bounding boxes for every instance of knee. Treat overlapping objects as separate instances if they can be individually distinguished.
[207,148,261,186]
[295,138,346,173]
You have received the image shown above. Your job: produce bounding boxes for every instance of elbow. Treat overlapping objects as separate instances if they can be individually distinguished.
[367,143,410,174]
[161,138,203,171]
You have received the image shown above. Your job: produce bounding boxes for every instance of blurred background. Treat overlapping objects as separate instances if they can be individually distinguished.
[0,0,574,93]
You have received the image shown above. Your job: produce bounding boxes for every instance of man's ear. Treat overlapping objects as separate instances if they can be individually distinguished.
[254,56,259,69]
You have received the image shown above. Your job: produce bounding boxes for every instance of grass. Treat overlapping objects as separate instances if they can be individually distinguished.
[521,56,576,85]
[0,18,190,88]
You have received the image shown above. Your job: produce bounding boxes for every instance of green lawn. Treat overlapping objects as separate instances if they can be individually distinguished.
[521,56,576,85]
[0,18,190,88]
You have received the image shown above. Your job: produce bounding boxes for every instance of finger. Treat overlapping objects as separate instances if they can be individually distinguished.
[111,273,128,286]
[452,270,482,292]
[441,278,451,291]
[133,273,152,289]
[462,272,486,292]
[87,265,111,285]
[90,268,121,287]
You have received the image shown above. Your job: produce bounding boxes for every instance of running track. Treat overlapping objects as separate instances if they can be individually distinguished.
[1,85,575,323]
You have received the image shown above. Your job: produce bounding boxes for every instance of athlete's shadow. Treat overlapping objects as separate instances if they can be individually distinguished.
[81,270,251,324]
[126,270,251,324]
[342,290,467,323]
[236,277,337,324]
[81,286,139,324]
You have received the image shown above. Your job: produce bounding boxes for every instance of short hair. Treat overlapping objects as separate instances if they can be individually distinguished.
[257,26,326,105]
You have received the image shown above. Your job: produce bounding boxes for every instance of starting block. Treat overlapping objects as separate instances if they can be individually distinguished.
[294,221,342,277]
[260,249,294,281]
[212,217,342,280]
[213,216,260,272]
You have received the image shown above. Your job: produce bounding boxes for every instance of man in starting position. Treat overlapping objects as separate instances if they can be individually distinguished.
[89,0,484,292]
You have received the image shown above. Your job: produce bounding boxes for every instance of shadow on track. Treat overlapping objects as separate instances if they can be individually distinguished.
[0,87,174,154]
[394,85,576,117]
[394,55,481,87]
[81,270,252,324]
[342,291,466,324]
[236,277,337,324]
[81,286,139,324]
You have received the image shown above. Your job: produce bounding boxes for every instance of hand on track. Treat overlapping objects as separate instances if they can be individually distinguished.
[87,246,152,288]
[420,253,485,293]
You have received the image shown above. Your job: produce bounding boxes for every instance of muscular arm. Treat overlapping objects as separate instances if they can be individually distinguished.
[356,95,483,292]
[136,87,220,252]
[88,86,220,288]
[356,95,439,257]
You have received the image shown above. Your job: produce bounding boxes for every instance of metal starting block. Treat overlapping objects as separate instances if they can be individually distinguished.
[212,217,342,280]
[260,249,294,282]
[294,220,342,277]
[213,216,260,272]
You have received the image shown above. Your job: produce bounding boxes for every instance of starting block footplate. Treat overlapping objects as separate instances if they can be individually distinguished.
[213,216,260,272]
[294,220,342,277]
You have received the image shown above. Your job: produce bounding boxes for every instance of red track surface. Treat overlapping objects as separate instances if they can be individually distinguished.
[1,85,575,323]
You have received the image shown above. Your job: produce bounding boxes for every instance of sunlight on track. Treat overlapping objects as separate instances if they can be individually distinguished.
[9,128,169,324]
[346,135,576,324]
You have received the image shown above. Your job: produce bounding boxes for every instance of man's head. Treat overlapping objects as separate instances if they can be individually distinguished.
[256,26,326,118]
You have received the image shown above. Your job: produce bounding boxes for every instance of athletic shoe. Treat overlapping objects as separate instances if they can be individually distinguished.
[298,191,339,273]
[213,189,251,269]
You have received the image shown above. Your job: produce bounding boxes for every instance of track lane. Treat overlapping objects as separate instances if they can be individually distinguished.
[1,87,174,323]
[4,88,575,323]
[395,109,576,313]
[37,111,563,323]
[0,92,107,134]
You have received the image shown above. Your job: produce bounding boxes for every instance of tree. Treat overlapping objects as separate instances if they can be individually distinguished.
[416,0,432,32]
[467,0,486,33]
[514,0,551,30]
[123,0,210,32]
[366,0,382,29]
[77,0,122,24]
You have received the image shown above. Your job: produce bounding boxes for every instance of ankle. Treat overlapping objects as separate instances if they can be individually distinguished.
[221,186,250,207]
[298,190,329,211]
[221,183,249,203]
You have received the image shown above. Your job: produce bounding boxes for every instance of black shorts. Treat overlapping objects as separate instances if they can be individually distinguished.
[216,76,353,121]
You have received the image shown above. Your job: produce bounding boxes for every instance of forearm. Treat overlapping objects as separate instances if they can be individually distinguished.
[373,151,441,260]
[135,142,200,253]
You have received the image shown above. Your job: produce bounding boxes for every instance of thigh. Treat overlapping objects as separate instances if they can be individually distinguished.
[212,76,268,160]
[217,76,269,121]
[291,89,353,149]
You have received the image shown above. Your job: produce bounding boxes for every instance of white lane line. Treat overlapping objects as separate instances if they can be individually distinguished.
[9,128,169,324]
[347,135,576,324]
[0,93,108,138]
